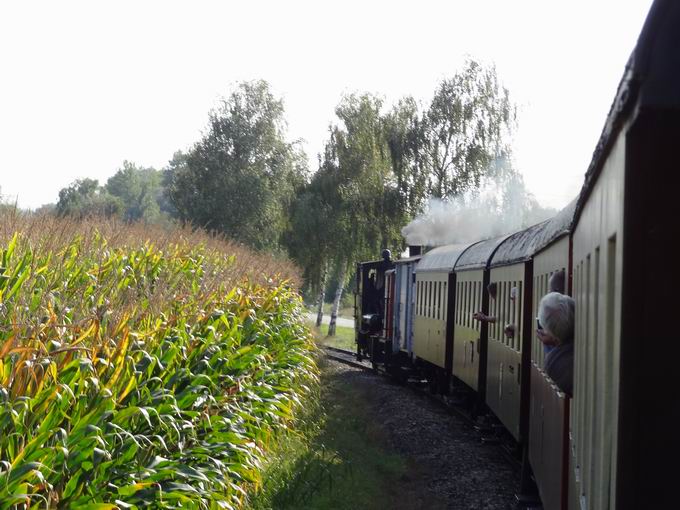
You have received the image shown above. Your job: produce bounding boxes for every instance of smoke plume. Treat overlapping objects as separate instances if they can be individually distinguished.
[401,175,556,247]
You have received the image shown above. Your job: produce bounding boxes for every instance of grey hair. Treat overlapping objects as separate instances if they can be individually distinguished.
[538,292,575,344]
[548,269,566,294]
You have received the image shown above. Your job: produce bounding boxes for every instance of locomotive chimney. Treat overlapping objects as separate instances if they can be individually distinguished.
[409,245,422,257]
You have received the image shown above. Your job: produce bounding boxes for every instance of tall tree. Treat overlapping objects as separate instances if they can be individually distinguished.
[384,96,428,218]
[105,161,163,223]
[56,178,122,218]
[168,81,308,251]
[317,94,406,335]
[285,173,334,326]
[422,59,515,198]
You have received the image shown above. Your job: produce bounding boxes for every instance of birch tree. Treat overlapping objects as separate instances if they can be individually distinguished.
[319,94,406,336]
[422,59,515,198]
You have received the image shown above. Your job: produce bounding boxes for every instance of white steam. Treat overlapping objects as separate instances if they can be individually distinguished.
[401,175,556,247]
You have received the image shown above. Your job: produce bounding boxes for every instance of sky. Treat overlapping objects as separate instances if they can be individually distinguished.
[0,0,655,210]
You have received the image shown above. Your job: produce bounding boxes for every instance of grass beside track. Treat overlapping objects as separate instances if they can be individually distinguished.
[315,324,356,352]
[249,356,406,510]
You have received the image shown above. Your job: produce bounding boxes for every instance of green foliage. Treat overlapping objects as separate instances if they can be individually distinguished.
[288,61,517,300]
[56,178,123,218]
[421,59,516,198]
[56,163,172,224]
[105,161,164,223]
[0,217,317,508]
[168,81,309,251]
[315,93,407,273]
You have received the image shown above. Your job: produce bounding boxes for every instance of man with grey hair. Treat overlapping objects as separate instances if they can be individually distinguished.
[537,292,575,396]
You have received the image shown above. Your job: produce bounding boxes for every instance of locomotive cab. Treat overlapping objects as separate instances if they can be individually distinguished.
[354,250,394,362]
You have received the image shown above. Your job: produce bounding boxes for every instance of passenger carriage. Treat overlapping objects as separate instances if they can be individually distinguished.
[412,244,470,391]
[527,200,576,510]
[452,236,509,400]
[383,254,421,373]
[485,222,548,442]
[569,1,680,507]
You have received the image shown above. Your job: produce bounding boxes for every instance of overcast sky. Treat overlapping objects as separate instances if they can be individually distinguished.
[0,0,654,210]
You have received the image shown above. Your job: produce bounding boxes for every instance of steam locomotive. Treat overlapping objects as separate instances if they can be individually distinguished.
[354,2,679,508]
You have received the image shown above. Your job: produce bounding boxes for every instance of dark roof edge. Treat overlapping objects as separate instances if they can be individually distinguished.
[534,229,570,255]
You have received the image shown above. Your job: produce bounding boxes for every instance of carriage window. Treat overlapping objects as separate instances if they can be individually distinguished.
[439,281,443,320]
[466,281,471,328]
[425,281,429,317]
[462,281,467,327]
[475,281,480,330]
[424,280,428,317]
[415,280,419,316]
[416,281,420,315]
[431,281,435,319]
[473,280,478,328]
[503,281,508,344]
[496,281,501,340]
[455,282,460,324]
[516,281,522,351]
[475,281,480,331]
[459,281,464,325]
[498,282,510,344]
[433,281,437,320]
[497,281,503,343]
[438,281,443,321]
[488,281,493,337]
[533,276,539,361]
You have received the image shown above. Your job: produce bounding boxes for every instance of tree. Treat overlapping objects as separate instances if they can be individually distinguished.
[422,59,515,198]
[105,161,163,223]
[56,178,122,218]
[384,96,429,218]
[168,81,308,251]
[285,176,334,326]
[315,94,407,335]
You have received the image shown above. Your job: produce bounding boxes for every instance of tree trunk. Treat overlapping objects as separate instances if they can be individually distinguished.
[328,263,347,337]
[315,265,327,328]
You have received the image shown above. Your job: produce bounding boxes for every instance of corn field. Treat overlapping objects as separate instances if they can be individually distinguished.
[0,211,318,509]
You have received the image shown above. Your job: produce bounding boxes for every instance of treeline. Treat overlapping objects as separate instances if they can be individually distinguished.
[27,59,550,334]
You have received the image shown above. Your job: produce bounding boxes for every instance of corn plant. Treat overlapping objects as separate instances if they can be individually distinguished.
[0,212,317,509]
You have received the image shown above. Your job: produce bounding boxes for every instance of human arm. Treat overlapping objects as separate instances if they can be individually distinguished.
[473,312,497,323]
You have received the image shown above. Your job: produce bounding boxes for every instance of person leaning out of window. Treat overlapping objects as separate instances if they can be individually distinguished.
[536,292,575,397]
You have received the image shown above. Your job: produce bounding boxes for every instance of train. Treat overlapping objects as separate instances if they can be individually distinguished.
[353,2,679,509]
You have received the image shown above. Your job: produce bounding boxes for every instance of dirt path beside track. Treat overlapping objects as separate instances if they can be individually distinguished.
[324,359,519,510]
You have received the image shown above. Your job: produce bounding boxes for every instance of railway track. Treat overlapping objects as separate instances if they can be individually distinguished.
[321,345,522,471]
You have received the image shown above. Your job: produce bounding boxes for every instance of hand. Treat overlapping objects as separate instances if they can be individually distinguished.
[504,324,515,338]
[472,311,485,322]
[537,329,559,347]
